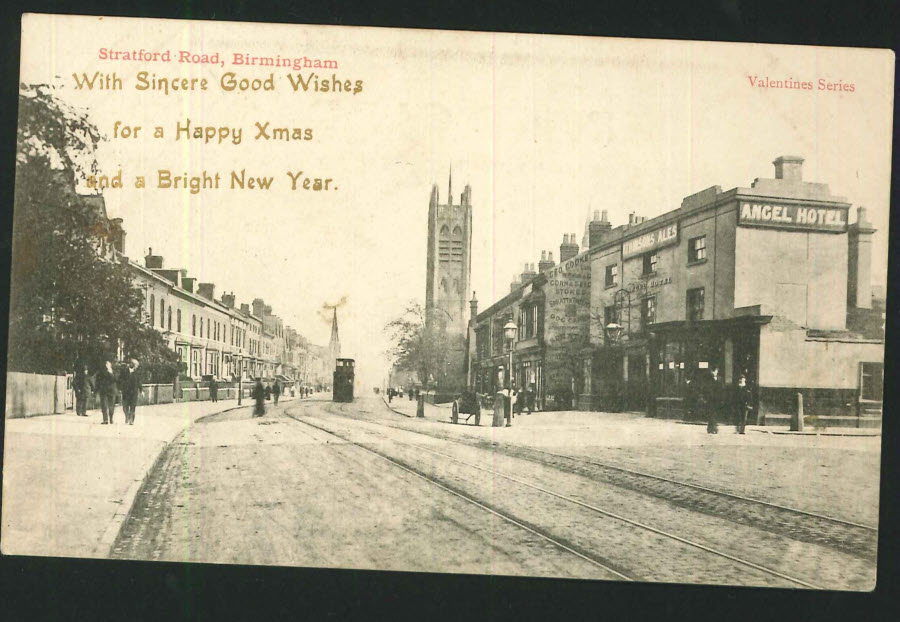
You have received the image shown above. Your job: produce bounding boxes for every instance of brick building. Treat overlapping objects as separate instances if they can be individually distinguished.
[469,156,884,425]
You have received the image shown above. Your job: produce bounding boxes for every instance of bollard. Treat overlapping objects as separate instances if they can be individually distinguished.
[416,394,425,418]
[791,392,805,432]
[493,393,506,427]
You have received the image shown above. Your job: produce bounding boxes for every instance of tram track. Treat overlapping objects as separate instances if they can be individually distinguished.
[285,401,830,589]
[368,399,878,561]
[279,405,635,582]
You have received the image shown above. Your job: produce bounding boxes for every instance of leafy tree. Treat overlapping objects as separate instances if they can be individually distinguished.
[8,86,180,382]
[384,303,465,391]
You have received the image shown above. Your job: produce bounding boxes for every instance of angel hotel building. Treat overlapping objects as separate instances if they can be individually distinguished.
[469,156,884,426]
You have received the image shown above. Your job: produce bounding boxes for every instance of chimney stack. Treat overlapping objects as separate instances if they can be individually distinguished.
[252,298,266,317]
[240,303,251,315]
[560,233,579,262]
[848,206,877,309]
[469,291,478,320]
[773,155,804,182]
[197,282,216,300]
[538,250,556,273]
[520,262,537,283]
[510,274,520,293]
[181,275,196,293]
[589,209,613,248]
[144,247,163,269]
[221,292,236,308]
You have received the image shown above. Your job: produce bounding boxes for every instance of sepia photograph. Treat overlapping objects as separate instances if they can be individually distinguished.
[1,12,893,593]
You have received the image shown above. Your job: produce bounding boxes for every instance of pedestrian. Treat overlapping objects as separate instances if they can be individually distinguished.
[210,377,218,403]
[273,378,282,406]
[265,384,272,401]
[252,378,266,417]
[734,374,752,434]
[119,358,142,425]
[95,360,118,424]
[73,359,93,417]
[388,387,393,403]
[703,366,723,434]
[408,388,413,401]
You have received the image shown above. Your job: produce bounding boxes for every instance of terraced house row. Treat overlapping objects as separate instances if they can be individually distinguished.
[468,156,885,426]
[127,247,330,386]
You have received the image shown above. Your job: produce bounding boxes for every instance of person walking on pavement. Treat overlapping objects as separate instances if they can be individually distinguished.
[703,366,723,434]
[273,378,282,406]
[209,377,219,403]
[252,378,266,417]
[73,359,93,417]
[119,358,142,425]
[734,374,752,434]
[95,360,118,424]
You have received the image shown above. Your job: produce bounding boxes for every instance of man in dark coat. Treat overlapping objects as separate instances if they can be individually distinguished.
[252,379,266,417]
[209,377,219,403]
[273,379,282,405]
[95,360,118,424]
[119,359,142,425]
[73,360,93,417]
[733,374,752,434]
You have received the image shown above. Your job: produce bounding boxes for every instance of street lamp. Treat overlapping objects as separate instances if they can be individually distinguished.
[503,320,518,427]
[605,322,624,344]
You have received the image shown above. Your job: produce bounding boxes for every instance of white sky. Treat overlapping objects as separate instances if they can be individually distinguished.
[20,15,895,388]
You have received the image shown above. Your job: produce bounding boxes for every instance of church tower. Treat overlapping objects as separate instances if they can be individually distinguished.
[328,308,340,369]
[425,170,473,337]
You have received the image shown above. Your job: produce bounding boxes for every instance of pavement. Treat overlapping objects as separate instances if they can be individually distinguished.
[1,393,305,559]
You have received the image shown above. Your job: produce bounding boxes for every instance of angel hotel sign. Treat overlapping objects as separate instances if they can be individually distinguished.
[738,202,848,233]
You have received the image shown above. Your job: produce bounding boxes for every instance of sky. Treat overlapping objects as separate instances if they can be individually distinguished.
[19,15,895,388]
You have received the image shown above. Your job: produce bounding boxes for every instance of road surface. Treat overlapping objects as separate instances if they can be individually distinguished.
[111,396,876,589]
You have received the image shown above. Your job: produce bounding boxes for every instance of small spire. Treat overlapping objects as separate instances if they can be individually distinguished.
[448,165,453,206]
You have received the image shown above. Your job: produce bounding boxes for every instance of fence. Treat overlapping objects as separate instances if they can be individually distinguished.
[5,372,68,418]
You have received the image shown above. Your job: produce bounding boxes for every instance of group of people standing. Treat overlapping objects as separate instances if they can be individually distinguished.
[686,367,754,434]
[73,358,143,425]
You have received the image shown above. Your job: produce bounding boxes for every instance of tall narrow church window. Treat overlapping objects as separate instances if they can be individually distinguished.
[438,225,451,261]
[451,226,463,262]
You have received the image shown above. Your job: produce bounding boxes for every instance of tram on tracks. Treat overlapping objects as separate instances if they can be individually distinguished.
[332,358,355,402]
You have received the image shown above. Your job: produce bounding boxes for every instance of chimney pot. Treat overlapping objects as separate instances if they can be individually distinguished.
[593,210,600,221]
[601,209,608,222]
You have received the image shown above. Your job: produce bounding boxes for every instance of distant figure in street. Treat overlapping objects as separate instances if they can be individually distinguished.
[684,375,698,421]
[273,379,282,406]
[119,359,142,425]
[209,377,219,403]
[388,387,394,403]
[252,379,266,417]
[702,366,723,434]
[518,385,531,415]
[73,360,93,417]
[290,385,296,397]
[408,388,413,401]
[734,374,752,434]
[95,360,118,424]
[265,384,272,401]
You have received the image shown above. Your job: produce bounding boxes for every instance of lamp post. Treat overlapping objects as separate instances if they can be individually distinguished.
[503,319,518,427]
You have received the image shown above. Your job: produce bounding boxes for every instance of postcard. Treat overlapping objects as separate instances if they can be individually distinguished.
[2,13,892,590]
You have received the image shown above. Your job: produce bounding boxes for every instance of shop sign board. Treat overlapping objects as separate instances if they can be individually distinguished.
[622,223,679,259]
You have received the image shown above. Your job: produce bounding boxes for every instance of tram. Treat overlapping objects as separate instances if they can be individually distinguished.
[332,358,355,402]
